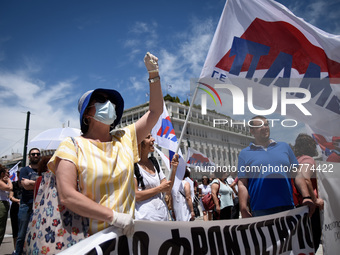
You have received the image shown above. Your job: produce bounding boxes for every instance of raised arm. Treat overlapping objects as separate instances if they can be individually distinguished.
[135,52,163,144]
[0,178,12,192]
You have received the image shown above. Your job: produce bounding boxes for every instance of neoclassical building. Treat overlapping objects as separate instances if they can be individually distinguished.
[117,100,254,179]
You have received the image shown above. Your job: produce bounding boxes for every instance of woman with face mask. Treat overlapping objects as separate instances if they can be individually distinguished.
[46,52,163,237]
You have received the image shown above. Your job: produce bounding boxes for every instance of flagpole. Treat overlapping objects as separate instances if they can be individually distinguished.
[175,82,200,154]
[22,111,31,166]
[166,82,200,182]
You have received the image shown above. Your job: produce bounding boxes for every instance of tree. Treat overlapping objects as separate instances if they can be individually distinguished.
[183,99,190,106]
[164,94,174,102]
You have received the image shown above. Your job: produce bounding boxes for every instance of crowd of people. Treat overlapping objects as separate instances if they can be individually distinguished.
[0,53,327,254]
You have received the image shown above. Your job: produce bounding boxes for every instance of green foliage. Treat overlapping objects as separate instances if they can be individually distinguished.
[183,99,190,106]
[164,94,187,104]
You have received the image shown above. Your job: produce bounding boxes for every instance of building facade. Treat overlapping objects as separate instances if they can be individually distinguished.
[117,101,254,180]
[0,152,22,168]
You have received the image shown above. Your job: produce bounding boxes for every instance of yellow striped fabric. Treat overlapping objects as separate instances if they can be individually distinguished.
[48,124,139,234]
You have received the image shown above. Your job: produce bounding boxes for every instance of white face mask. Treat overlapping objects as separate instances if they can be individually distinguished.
[92,101,117,125]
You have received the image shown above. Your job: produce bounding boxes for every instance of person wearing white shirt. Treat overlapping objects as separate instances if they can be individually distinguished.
[134,133,178,221]
[198,175,212,221]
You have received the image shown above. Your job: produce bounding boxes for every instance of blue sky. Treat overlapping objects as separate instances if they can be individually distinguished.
[0,0,339,157]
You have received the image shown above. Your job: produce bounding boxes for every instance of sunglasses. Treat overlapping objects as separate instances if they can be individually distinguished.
[91,94,113,104]
[30,153,41,157]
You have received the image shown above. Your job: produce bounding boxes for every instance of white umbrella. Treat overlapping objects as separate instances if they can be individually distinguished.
[28,127,81,150]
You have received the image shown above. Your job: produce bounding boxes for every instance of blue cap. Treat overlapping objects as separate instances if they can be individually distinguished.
[78,88,124,131]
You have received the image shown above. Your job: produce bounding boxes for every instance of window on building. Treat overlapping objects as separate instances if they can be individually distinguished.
[179,107,185,115]
[206,149,210,158]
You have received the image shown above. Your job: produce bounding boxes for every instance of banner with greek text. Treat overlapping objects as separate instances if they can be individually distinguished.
[60,207,313,255]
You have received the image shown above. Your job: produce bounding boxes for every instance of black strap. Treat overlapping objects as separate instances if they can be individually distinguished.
[134,156,161,190]
[179,190,186,198]
[148,156,160,174]
[134,162,145,190]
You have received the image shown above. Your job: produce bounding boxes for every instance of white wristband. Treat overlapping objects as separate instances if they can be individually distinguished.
[110,210,116,225]
[148,69,159,73]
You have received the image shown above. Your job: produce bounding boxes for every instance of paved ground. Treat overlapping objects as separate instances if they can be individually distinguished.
[2,218,15,255]
[1,217,323,255]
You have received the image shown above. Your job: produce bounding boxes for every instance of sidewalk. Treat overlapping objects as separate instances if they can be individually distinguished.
[2,218,15,255]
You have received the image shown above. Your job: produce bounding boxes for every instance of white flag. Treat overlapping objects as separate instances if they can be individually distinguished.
[199,0,340,137]
[9,161,20,182]
[186,147,215,168]
[151,102,186,189]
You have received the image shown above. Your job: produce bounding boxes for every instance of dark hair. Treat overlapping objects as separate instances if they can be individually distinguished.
[81,99,93,134]
[249,115,267,129]
[140,139,146,148]
[29,148,40,155]
[184,168,191,178]
[202,175,210,184]
[37,155,52,176]
[294,133,317,157]
[0,164,7,176]
[81,115,89,134]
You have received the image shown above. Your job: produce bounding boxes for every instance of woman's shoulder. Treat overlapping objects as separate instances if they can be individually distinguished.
[47,137,78,173]
[297,155,315,165]
[211,179,220,185]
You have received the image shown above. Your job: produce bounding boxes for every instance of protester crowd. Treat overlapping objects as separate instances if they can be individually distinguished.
[0,53,326,254]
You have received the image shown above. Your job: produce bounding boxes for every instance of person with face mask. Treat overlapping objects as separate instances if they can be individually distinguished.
[47,52,163,238]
